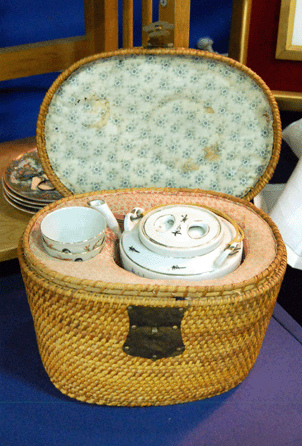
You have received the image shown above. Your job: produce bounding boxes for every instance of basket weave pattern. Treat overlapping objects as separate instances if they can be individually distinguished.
[19,189,286,406]
[19,49,287,406]
[20,241,283,406]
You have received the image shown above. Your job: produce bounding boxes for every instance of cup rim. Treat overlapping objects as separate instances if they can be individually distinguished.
[40,206,106,245]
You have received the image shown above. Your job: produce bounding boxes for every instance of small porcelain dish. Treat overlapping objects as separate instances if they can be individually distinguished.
[42,235,105,261]
[119,204,244,280]
[40,206,106,254]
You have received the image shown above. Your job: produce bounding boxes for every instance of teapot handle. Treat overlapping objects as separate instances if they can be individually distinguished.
[124,208,144,232]
[213,243,241,268]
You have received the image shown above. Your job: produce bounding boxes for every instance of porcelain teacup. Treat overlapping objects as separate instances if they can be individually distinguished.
[41,206,106,255]
[42,236,105,261]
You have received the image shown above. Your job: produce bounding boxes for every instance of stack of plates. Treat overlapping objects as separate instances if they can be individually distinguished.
[2,148,62,214]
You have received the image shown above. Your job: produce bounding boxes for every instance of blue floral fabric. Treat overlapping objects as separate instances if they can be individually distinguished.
[44,53,274,197]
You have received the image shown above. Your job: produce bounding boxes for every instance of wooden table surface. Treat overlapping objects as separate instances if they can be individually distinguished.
[0,137,36,262]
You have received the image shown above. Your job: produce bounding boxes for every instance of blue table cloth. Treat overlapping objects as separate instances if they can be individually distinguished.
[1,272,302,446]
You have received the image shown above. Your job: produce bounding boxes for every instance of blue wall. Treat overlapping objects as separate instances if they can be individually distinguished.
[0,0,233,143]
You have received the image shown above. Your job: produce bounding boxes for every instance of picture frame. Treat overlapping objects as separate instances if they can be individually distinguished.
[276,0,302,61]
[229,0,302,111]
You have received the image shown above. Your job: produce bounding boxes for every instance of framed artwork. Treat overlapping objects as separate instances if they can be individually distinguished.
[229,0,302,111]
[276,0,302,61]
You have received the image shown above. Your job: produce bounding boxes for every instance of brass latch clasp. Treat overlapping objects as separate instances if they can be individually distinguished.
[143,21,174,48]
[123,305,187,361]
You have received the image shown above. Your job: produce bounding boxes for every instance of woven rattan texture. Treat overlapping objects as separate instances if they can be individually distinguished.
[19,187,287,406]
[19,239,283,406]
[21,49,285,406]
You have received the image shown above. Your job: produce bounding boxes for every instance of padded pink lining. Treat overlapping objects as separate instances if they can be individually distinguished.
[28,190,277,287]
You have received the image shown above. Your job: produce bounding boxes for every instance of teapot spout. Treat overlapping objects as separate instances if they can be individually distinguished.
[88,199,122,238]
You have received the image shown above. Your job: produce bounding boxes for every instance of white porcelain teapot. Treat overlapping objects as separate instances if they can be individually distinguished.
[88,200,244,281]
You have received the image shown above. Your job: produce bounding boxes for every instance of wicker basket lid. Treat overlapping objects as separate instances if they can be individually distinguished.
[36,48,281,201]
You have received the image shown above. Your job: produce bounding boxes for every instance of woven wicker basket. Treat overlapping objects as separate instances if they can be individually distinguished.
[19,48,287,406]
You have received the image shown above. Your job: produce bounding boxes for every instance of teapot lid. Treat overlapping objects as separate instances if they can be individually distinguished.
[120,203,244,279]
[139,205,224,258]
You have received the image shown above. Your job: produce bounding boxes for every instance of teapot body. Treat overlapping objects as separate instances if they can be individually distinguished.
[119,205,243,281]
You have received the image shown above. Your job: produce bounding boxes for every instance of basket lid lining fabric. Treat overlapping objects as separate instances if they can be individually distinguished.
[43,53,275,198]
